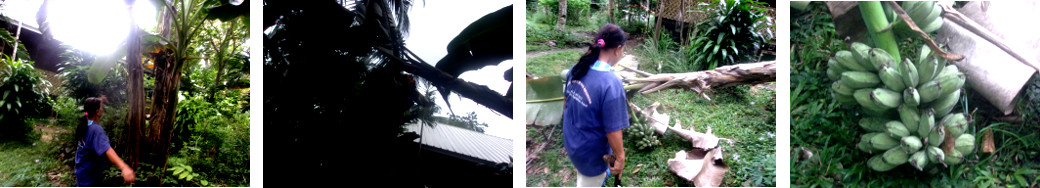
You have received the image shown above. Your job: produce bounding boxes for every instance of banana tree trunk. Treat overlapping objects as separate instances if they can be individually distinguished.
[558,0,567,29]
[125,0,146,169]
[622,61,776,102]
[147,50,183,179]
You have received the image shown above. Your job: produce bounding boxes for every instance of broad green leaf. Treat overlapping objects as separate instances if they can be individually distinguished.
[186,165,193,172]
[2,90,7,99]
[186,174,194,181]
[13,85,18,92]
[174,168,184,175]
[526,76,565,126]
[179,172,188,179]
[87,47,127,84]
[730,25,736,34]
[201,180,208,186]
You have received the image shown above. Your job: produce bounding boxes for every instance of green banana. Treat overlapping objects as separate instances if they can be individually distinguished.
[955,134,975,154]
[885,120,910,138]
[934,64,960,81]
[832,82,855,96]
[883,147,910,165]
[880,65,908,91]
[870,133,901,150]
[899,104,920,131]
[926,146,946,166]
[909,150,929,171]
[941,113,968,137]
[827,67,841,80]
[918,109,935,137]
[927,124,945,147]
[855,89,887,112]
[937,73,965,97]
[944,150,963,165]
[901,59,920,88]
[869,155,898,172]
[920,3,943,29]
[917,44,932,65]
[869,48,896,71]
[902,135,923,154]
[833,91,858,106]
[932,89,961,118]
[860,117,890,132]
[908,1,933,23]
[836,51,871,72]
[904,87,921,107]
[829,58,850,73]
[871,88,903,109]
[920,16,944,34]
[916,55,940,84]
[850,42,877,71]
[918,80,942,103]
[841,71,882,89]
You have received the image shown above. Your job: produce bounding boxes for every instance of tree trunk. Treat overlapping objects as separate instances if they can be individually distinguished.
[125,0,146,169]
[375,47,512,118]
[147,50,182,181]
[653,0,665,43]
[557,0,567,29]
[622,61,777,102]
[210,20,238,101]
[609,0,615,23]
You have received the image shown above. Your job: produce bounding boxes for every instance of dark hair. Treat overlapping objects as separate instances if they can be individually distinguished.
[77,97,104,142]
[571,24,627,80]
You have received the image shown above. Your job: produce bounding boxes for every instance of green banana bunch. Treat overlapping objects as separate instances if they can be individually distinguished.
[886,1,945,37]
[828,42,975,172]
[631,122,660,150]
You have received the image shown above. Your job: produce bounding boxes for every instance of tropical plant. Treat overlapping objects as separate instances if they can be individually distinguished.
[686,0,770,71]
[539,0,592,26]
[0,57,52,141]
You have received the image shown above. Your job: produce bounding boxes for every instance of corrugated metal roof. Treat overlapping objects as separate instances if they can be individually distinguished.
[405,122,512,164]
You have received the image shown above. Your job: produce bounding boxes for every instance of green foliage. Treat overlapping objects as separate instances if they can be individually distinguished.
[0,58,52,142]
[537,0,592,26]
[686,0,771,71]
[525,50,583,77]
[0,28,30,61]
[169,94,250,186]
[56,46,128,106]
[434,112,489,133]
[0,141,75,186]
[167,162,209,186]
[640,32,689,73]
[526,23,589,51]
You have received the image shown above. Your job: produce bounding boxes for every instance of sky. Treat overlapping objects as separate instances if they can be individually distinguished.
[1,0,158,56]
[404,0,515,139]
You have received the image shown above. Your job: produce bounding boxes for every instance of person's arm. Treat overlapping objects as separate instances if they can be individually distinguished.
[105,148,135,184]
[606,129,625,178]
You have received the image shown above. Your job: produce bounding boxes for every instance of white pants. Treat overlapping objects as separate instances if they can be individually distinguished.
[576,169,608,187]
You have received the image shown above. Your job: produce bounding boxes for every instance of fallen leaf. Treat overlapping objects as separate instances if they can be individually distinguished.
[632,167,641,174]
[983,129,996,153]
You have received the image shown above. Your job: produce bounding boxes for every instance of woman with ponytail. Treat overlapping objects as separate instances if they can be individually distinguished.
[75,96,135,186]
[561,24,630,187]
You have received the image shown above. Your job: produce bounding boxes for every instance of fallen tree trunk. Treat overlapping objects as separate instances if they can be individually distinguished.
[621,61,776,102]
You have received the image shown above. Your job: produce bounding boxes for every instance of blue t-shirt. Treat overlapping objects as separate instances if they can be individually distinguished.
[563,61,631,176]
[75,120,112,187]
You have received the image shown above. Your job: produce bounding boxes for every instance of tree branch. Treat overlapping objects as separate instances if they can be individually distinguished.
[375,47,513,118]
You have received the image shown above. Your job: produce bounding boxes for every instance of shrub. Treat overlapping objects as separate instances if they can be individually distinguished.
[538,0,592,26]
[686,0,770,71]
[0,57,52,141]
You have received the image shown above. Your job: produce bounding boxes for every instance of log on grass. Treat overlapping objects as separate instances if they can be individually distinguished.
[623,61,776,101]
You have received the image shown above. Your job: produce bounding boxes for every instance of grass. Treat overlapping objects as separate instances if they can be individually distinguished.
[791,2,1040,187]
[525,50,584,78]
[526,32,776,186]
[0,121,76,187]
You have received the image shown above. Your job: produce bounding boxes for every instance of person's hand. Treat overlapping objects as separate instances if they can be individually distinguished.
[121,167,135,184]
[609,157,625,179]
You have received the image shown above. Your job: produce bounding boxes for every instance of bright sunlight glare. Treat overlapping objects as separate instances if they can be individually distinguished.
[47,0,156,56]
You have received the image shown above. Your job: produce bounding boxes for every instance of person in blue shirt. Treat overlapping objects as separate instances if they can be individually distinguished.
[75,96,135,186]
[562,23,630,187]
